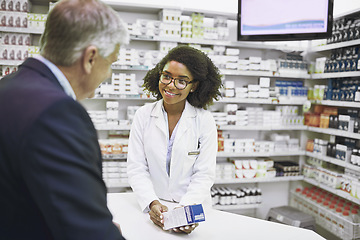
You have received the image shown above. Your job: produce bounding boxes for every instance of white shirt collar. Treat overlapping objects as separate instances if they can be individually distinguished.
[34,55,77,100]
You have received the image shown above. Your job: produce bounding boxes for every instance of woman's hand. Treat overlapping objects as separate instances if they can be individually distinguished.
[148,200,168,229]
[172,223,199,234]
[171,205,199,234]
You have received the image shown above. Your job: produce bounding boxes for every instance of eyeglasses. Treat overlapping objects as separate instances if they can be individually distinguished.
[159,72,193,90]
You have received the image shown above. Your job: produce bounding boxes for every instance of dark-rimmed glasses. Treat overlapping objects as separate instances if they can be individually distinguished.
[159,72,193,90]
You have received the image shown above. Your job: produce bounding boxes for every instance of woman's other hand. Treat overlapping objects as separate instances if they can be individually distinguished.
[148,200,168,228]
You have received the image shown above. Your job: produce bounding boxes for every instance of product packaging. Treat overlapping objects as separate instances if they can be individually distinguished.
[163,204,205,230]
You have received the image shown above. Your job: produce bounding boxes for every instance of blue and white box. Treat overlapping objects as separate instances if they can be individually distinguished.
[163,204,205,230]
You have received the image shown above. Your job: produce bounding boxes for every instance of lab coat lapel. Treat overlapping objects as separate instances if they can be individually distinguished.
[151,99,168,138]
[174,101,196,144]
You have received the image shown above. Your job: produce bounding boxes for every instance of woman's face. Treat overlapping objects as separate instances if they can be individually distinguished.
[159,60,195,110]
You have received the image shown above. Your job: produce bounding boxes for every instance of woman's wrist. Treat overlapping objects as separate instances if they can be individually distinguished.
[149,200,160,209]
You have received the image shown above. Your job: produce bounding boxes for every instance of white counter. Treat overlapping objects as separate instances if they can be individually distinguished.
[107,192,325,240]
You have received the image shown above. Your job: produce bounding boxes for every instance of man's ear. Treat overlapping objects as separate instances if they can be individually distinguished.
[83,46,98,74]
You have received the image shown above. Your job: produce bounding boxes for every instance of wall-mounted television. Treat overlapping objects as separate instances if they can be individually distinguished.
[238,0,334,41]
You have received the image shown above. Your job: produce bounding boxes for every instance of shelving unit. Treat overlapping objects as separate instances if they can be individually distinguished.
[79,2,310,220]
[215,176,304,184]
[297,8,360,238]
[307,127,360,140]
[303,177,360,205]
[213,203,260,211]
[5,1,360,230]
[217,151,305,158]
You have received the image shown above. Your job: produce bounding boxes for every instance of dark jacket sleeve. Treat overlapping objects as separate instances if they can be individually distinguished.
[20,98,125,240]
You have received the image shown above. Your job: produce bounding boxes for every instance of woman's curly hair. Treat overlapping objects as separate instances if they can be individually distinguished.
[143,45,223,109]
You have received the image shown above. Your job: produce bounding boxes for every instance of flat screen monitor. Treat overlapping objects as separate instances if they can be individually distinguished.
[238,0,333,41]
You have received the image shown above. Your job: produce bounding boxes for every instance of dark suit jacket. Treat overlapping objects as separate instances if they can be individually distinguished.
[0,58,125,240]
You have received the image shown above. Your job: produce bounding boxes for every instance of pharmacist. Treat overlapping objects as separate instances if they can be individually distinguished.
[127,45,222,234]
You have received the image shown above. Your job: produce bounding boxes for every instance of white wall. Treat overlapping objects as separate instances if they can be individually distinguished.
[106,0,360,17]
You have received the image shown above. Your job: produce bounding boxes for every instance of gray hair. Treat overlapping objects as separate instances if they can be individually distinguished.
[40,0,129,66]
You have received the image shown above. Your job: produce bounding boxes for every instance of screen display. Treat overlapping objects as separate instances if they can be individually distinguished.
[238,0,333,41]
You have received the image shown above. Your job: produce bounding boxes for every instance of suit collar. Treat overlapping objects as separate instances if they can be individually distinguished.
[19,58,63,91]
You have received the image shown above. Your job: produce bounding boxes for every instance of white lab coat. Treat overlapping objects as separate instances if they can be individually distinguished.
[127,99,217,212]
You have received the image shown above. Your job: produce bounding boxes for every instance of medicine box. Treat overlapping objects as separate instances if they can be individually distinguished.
[163,204,205,230]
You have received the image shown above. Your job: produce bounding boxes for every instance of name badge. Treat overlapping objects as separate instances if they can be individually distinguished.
[188,151,200,156]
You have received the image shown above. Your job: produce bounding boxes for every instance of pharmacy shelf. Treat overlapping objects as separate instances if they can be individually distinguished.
[307,126,360,140]
[95,125,131,131]
[303,177,360,206]
[110,65,309,79]
[311,100,360,109]
[218,125,306,131]
[216,151,305,158]
[308,39,360,53]
[217,97,306,105]
[102,154,127,160]
[305,151,347,168]
[215,176,304,184]
[104,152,306,159]
[219,69,274,77]
[0,26,44,34]
[0,60,23,66]
[129,34,307,52]
[311,71,360,79]
[306,151,360,171]
[106,182,130,188]
[111,64,149,71]
[220,69,309,79]
[213,204,260,211]
[88,96,155,101]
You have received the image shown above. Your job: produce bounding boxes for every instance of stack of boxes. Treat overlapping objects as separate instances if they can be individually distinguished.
[88,110,107,128]
[88,103,142,129]
[278,53,308,75]
[212,104,303,127]
[203,17,217,40]
[0,0,29,28]
[180,17,192,40]
[115,48,165,69]
[27,13,47,31]
[274,161,301,176]
[27,45,40,58]
[0,32,29,63]
[191,12,204,40]
[97,73,142,97]
[105,101,119,126]
[269,133,299,152]
[131,19,163,38]
[224,77,272,99]
[233,159,276,179]
[216,159,277,180]
[216,162,235,180]
[275,80,308,101]
[116,48,137,66]
[102,160,128,188]
[247,107,263,126]
[99,138,128,156]
[213,16,229,40]
[305,105,360,134]
[125,9,229,42]
[225,48,240,70]
[159,9,181,39]
[222,137,255,153]
[276,105,303,126]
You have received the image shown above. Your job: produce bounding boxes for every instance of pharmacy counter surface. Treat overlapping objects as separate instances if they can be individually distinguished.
[107,193,325,240]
